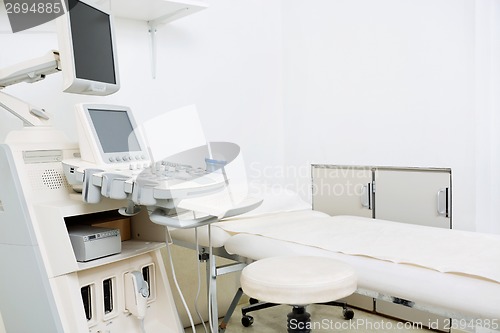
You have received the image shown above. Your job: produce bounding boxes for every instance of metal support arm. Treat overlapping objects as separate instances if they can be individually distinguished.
[0,90,51,127]
[0,50,60,127]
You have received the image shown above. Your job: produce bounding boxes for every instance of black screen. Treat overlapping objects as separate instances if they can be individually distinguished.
[69,0,116,84]
[88,109,141,153]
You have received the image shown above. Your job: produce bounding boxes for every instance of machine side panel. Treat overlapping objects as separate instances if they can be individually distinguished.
[0,145,64,332]
[0,244,64,333]
[0,144,38,245]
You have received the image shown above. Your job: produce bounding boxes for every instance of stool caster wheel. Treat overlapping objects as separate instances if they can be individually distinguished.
[343,308,354,320]
[241,315,254,327]
[249,298,259,305]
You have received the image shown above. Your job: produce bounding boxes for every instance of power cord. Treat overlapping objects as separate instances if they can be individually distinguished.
[165,227,197,333]
[207,226,214,332]
[140,318,147,333]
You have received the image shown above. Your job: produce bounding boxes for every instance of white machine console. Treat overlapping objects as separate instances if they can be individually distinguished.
[63,103,260,228]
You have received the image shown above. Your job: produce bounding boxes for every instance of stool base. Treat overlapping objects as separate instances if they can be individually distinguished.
[225,287,355,333]
[287,306,311,333]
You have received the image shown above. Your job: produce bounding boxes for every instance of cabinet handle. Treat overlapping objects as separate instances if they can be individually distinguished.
[361,183,371,210]
[437,188,448,217]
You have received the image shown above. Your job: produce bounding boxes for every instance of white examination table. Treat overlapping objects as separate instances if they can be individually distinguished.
[170,191,500,323]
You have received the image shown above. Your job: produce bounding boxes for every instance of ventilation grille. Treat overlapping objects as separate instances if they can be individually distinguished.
[42,169,67,190]
[27,164,71,191]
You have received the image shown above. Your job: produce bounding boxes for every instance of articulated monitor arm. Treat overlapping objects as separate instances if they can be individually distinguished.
[0,50,60,88]
[0,50,60,127]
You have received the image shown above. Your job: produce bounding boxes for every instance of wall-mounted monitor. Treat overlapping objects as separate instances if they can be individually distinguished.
[56,0,120,95]
[75,103,150,167]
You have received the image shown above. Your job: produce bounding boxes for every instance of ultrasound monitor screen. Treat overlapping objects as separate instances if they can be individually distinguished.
[88,109,141,153]
[69,0,116,84]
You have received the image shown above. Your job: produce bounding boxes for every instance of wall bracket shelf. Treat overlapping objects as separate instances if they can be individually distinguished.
[104,0,208,78]
[107,0,207,23]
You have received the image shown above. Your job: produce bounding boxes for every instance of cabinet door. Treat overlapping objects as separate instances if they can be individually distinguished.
[374,169,451,229]
[312,165,373,218]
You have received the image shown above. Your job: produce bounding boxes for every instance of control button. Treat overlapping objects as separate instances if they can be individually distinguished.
[116,157,122,162]
[109,157,114,162]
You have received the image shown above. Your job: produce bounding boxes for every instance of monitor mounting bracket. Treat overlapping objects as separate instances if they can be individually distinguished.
[0,50,60,127]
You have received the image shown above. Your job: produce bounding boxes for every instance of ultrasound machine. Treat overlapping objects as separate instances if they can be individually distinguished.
[0,1,257,332]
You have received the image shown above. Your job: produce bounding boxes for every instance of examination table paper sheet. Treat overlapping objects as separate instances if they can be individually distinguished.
[215,213,500,283]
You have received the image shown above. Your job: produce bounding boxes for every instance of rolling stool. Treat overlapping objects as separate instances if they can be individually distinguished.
[240,256,357,333]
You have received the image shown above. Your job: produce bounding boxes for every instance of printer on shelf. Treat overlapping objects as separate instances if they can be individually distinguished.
[68,225,121,262]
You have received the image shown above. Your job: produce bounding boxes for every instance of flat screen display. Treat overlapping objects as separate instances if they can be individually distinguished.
[88,109,141,153]
[69,0,116,84]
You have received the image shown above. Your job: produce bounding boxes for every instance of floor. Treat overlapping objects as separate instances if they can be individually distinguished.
[184,303,434,333]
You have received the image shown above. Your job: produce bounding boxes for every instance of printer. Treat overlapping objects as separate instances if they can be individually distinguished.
[68,225,121,262]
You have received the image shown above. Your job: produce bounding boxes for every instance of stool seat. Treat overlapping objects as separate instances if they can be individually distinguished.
[240,256,357,306]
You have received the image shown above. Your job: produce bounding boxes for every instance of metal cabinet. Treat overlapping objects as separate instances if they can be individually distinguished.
[312,165,452,228]
[311,164,452,331]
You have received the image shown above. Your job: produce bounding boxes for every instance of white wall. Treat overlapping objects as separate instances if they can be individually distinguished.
[474,0,500,233]
[281,0,500,232]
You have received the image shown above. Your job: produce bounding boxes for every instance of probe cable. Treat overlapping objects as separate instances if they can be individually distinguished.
[165,226,197,333]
